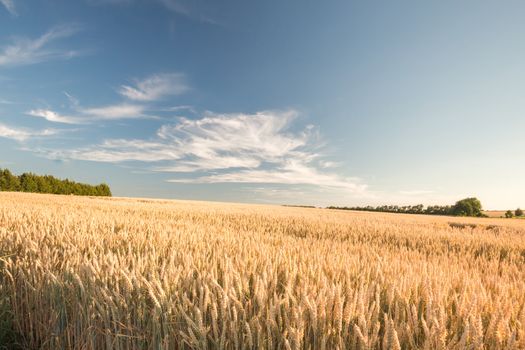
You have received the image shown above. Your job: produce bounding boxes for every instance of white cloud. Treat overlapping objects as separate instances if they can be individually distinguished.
[119,73,188,101]
[0,25,81,67]
[0,123,57,141]
[26,79,159,125]
[154,110,311,167]
[27,109,82,124]
[319,160,339,168]
[0,0,16,16]
[80,103,147,119]
[161,105,196,113]
[169,160,367,193]
[46,139,182,162]
[40,110,366,193]
[26,104,148,124]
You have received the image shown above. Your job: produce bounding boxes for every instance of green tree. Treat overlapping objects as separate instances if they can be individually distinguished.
[0,169,20,191]
[19,173,38,192]
[515,208,523,217]
[505,210,514,218]
[451,197,483,217]
[0,168,111,197]
[96,184,112,196]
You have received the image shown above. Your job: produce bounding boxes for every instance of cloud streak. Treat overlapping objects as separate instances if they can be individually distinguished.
[38,110,367,193]
[0,0,16,16]
[168,161,366,193]
[0,123,57,141]
[80,103,147,120]
[26,73,184,124]
[27,109,83,124]
[89,0,221,25]
[119,73,188,101]
[0,25,81,67]
[27,95,152,124]
[27,104,148,124]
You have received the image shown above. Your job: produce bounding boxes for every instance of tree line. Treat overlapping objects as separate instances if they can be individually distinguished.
[328,197,486,217]
[0,168,111,197]
[505,208,523,218]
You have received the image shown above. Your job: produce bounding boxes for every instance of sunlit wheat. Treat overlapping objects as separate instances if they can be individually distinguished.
[1,192,524,349]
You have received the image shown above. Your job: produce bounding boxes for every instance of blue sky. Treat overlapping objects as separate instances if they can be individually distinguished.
[1,0,524,209]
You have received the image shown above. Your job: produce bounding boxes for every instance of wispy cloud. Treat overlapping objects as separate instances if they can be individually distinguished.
[27,104,148,124]
[0,0,16,16]
[80,103,147,119]
[26,73,177,125]
[45,139,182,162]
[158,0,190,16]
[27,109,83,124]
[0,25,82,67]
[0,123,57,141]
[63,91,80,108]
[119,73,188,101]
[89,0,221,25]
[169,161,366,193]
[38,110,367,193]
[161,105,196,113]
[242,186,372,206]
[153,110,312,169]
[159,0,222,25]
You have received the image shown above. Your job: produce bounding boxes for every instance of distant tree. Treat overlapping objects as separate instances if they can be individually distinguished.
[328,198,487,217]
[451,198,483,217]
[20,173,38,192]
[505,210,514,218]
[515,208,523,217]
[96,183,112,196]
[0,168,111,197]
[0,169,20,191]
[414,204,424,214]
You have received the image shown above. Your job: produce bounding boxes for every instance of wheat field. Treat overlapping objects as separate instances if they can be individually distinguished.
[1,192,524,349]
